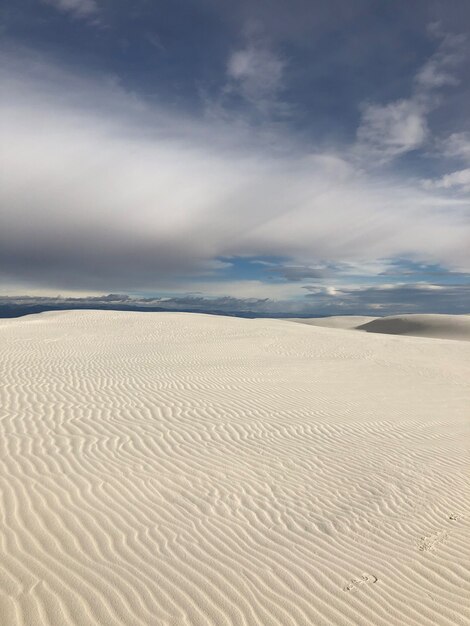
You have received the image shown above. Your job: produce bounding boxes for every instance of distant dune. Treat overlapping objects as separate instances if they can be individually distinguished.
[0,311,469,625]
[357,313,470,341]
[281,315,377,330]
[284,313,470,341]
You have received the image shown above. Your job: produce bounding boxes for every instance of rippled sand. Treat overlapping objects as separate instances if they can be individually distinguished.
[0,311,469,625]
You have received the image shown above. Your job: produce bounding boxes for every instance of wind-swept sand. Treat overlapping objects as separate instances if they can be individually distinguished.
[358,314,470,341]
[285,313,470,341]
[0,311,469,626]
[282,316,376,330]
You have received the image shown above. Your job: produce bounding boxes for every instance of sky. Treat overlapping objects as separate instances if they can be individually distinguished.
[1,0,470,315]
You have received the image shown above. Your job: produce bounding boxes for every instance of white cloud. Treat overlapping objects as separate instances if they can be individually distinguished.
[355,28,466,164]
[227,46,285,107]
[424,129,470,194]
[43,0,98,19]
[222,22,287,116]
[415,31,466,89]
[356,99,428,161]
[441,132,470,161]
[1,47,469,295]
[423,168,470,193]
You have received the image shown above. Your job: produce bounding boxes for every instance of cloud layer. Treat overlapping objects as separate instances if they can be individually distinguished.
[2,282,470,318]
[1,44,469,300]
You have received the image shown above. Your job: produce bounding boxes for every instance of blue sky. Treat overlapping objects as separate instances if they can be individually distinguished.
[1,0,470,314]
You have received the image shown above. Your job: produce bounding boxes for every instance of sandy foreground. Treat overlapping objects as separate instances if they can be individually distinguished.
[0,311,469,626]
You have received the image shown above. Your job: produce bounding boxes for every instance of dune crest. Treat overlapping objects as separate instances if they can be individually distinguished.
[357,313,470,341]
[0,311,469,625]
[281,316,376,330]
[284,313,470,341]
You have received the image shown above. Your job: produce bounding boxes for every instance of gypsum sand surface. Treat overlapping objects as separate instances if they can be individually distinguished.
[0,310,469,625]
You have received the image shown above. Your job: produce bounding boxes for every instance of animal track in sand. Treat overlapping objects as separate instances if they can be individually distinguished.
[343,574,378,592]
[418,530,447,552]
[448,513,462,521]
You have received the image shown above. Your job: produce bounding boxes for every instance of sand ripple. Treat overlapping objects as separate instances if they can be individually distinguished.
[0,311,469,625]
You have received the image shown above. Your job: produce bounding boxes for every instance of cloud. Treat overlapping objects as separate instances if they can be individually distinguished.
[220,23,288,116]
[356,99,428,161]
[423,132,470,193]
[302,282,470,314]
[227,45,285,108]
[42,0,99,20]
[2,281,469,317]
[0,293,276,317]
[265,265,330,281]
[1,46,470,297]
[415,28,466,88]
[178,280,305,300]
[355,28,467,163]
[423,168,470,193]
[442,132,470,161]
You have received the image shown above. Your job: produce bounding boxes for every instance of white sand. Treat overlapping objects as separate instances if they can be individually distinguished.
[0,310,469,626]
[357,314,470,341]
[281,316,377,330]
[284,313,470,341]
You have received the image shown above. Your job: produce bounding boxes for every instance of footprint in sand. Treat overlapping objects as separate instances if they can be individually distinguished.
[343,574,378,592]
[418,530,447,552]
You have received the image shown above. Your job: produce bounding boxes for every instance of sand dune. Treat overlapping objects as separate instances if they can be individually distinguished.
[281,316,377,330]
[357,314,470,341]
[0,311,469,625]
[284,313,470,341]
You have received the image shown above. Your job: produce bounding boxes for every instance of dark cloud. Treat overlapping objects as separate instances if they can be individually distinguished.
[304,283,470,314]
[0,294,274,318]
[2,283,469,318]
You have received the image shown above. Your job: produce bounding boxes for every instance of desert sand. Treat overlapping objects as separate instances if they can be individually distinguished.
[281,316,376,330]
[358,314,470,341]
[285,313,470,341]
[0,310,469,625]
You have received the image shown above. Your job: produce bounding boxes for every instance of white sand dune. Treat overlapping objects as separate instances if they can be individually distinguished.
[0,311,469,626]
[357,314,470,341]
[281,316,377,330]
[284,313,470,341]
